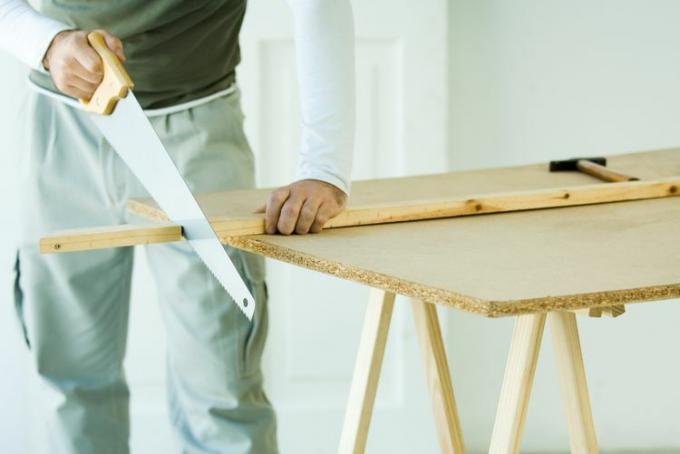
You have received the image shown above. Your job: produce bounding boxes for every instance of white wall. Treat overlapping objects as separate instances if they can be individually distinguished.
[446,0,680,452]
[0,55,30,454]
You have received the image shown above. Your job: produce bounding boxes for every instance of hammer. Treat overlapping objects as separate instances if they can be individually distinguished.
[549,157,639,183]
[550,156,634,319]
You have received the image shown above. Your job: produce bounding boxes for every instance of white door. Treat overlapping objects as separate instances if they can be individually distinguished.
[238,1,449,452]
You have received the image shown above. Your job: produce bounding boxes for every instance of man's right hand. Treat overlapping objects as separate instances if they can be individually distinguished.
[42,29,125,100]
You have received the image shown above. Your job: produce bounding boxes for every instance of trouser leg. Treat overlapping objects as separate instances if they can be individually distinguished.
[146,243,275,453]
[137,91,277,453]
[16,93,134,454]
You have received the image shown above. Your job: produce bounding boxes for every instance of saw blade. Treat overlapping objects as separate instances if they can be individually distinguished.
[90,92,255,320]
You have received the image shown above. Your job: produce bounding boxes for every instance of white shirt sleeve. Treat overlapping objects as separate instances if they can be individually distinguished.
[286,0,356,194]
[0,0,70,69]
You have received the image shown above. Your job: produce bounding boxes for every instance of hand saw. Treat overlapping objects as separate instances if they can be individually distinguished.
[80,31,255,320]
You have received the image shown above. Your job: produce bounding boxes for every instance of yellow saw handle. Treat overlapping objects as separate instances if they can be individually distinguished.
[79,31,134,115]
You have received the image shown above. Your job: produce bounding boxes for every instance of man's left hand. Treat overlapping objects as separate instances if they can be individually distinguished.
[256,179,347,235]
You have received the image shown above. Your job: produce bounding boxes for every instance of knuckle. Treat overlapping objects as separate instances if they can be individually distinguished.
[281,205,298,217]
[54,71,69,85]
[277,210,292,223]
[81,61,96,73]
[300,205,316,218]
[63,58,77,71]
[316,208,332,221]
[269,191,285,204]
[62,73,75,85]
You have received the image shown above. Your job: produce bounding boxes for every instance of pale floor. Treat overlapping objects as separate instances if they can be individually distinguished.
[519,451,680,454]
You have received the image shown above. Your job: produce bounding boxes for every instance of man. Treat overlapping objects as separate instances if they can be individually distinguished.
[0,0,355,452]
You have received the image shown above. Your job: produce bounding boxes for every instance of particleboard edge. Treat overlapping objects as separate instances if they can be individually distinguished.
[225,235,680,317]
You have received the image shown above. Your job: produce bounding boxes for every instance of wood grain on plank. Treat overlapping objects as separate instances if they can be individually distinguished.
[129,177,680,238]
[40,223,182,254]
[130,148,680,229]
[46,177,680,252]
[54,175,680,252]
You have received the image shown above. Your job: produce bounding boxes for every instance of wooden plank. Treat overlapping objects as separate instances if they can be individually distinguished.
[338,290,395,454]
[56,177,680,250]
[129,177,680,238]
[70,174,680,251]
[39,223,182,254]
[489,314,546,454]
[411,301,465,454]
[550,312,599,453]
[130,148,680,229]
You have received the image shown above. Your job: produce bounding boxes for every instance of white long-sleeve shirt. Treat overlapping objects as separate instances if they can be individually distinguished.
[0,0,355,194]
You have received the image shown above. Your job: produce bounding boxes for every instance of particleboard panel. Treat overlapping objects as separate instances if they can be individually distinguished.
[227,198,680,317]
[130,148,680,316]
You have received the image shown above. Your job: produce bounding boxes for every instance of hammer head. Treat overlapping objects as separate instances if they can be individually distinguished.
[549,157,607,172]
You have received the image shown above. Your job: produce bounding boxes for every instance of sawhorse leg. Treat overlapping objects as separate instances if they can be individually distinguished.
[338,292,465,453]
[489,314,546,454]
[338,289,395,454]
[489,311,599,454]
[411,300,465,454]
[551,311,599,453]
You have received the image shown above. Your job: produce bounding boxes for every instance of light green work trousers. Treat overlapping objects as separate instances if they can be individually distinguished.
[13,89,277,454]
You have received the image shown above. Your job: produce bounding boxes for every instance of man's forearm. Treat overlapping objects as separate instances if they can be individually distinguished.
[0,0,69,69]
[287,0,356,194]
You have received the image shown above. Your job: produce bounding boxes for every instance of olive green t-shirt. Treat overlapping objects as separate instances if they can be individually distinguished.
[30,0,246,109]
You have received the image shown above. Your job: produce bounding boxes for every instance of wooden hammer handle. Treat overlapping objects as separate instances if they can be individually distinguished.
[576,160,639,183]
[79,32,134,115]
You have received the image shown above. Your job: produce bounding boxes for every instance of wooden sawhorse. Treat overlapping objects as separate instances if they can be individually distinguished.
[338,289,606,454]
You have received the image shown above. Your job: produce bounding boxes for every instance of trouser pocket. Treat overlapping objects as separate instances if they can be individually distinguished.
[240,279,269,379]
[12,250,30,348]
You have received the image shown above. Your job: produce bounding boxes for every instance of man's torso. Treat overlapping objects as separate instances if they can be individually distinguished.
[30,0,247,108]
